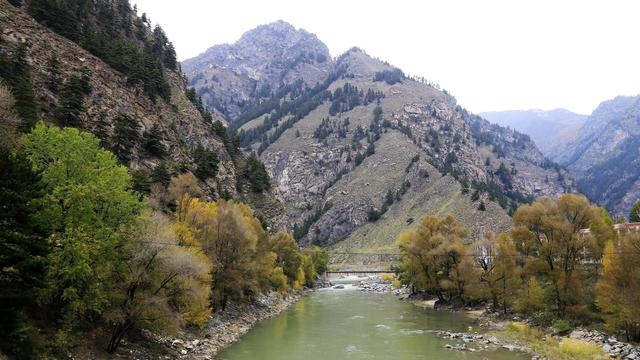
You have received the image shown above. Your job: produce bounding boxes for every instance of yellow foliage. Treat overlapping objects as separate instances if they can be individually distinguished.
[380,274,395,282]
[270,267,288,294]
[512,194,611,318]
[396,214,472,302]
[597,236,640,339]
[293,266,305,290]
[499,322,605,360]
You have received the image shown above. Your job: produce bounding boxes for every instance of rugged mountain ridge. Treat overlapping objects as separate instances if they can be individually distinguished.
[480,108,587,156]
[552,96,640,214]
[182,20,332,121]
[0,0,285,226]
[183,23,575,252]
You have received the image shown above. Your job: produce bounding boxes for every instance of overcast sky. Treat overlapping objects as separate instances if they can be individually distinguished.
[131,0,640,115]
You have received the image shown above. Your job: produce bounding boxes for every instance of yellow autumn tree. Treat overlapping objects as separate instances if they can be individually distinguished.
[105,212,211,353]
[474,232,522,313]
[511,194,611,319]
[515,276,545,315]
[397,214,472,303]
[174,195,276,310]
[270,232,306,289]
[597,236,640,341]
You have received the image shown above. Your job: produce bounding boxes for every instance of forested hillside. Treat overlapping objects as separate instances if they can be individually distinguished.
[0,0,285,227]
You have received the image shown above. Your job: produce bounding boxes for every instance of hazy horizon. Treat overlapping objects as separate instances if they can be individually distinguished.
[131,0,640,115]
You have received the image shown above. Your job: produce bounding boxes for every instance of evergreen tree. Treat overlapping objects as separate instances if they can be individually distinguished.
[244,154,270,192]
[0,44,38,132]
[57,69,92,127]
[142,124,166,156]
[131,170,151,195]
[150,161,171,187]
[193,143,219,180]
[0,149,49,358]
[630,200,640,222]
[111,112,140,164]
[46,53,62,92]
[163,42,177,70]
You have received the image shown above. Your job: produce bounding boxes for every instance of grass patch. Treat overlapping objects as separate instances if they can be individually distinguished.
[495,322,606,360]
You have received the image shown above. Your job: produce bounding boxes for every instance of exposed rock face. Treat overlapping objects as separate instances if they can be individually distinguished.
[182,20,332,120]
[185,24,575,250]
[0,1,285,226]
[550,96,640,214]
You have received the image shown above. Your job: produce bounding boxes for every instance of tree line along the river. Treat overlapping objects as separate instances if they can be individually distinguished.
[396,194,640,342]
[0,120,328,358]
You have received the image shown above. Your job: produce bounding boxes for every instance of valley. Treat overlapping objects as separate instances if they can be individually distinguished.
[1,1,639,359]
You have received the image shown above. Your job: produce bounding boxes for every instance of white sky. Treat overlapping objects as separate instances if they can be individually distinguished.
[131,0,640,115]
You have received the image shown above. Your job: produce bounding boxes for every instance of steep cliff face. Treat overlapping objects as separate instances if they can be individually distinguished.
[182,20,332,121]
[0,1,285,226]
[553,96,640,214]
[184,21,575,251]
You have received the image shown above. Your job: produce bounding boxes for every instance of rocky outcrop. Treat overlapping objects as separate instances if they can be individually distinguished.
[569,328,640,359]
[182,20,332,120]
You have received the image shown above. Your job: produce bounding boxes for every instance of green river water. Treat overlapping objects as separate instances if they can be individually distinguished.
[218,282,528,360]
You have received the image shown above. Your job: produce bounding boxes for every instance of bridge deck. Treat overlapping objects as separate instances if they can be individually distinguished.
[325,270,395,274]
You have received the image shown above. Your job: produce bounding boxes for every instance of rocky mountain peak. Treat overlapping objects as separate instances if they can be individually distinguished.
[182,20,332,120]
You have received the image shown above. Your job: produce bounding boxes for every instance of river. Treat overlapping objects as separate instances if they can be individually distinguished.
[218,281,528,359]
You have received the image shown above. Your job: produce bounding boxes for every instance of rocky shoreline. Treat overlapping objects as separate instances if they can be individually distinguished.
[568,328,640,359]
[168,292,301,359]
[116,291,302,359]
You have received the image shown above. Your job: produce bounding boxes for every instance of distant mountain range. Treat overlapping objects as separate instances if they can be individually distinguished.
[183,21,574,255]
[480,109,587,156]
[483,96,640,216]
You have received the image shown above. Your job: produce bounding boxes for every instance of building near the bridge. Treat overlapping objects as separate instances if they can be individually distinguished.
[579,222,640,236]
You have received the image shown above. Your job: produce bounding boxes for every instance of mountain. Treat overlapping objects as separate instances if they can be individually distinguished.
[182,20,332,121]
[0,0,284,227]
[480,109,587,156]
[183,23,575,256]
[551,96,640,214]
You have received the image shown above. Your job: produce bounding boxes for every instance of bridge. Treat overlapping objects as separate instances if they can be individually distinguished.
[325,252,401,279]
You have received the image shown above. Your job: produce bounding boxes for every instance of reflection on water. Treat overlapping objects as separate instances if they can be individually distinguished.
[219,285,528,359]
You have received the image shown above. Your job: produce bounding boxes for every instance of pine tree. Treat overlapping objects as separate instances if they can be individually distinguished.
[630,200,640,222]
[1,44,38,132]
[163,42,177,70]
[0,149,49,358]
[150,161,171,187]
[193,143,218,180]
[46,53,62,92]
[58,71,92,127]
[142,124,166,156]
[111,112,140,164]
[244,154,270,192]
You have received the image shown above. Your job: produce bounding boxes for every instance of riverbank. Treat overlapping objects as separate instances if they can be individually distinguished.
[106,291,302,359]
[425,304,640,359]
[161,292,302,359]
[387,287,640,360]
